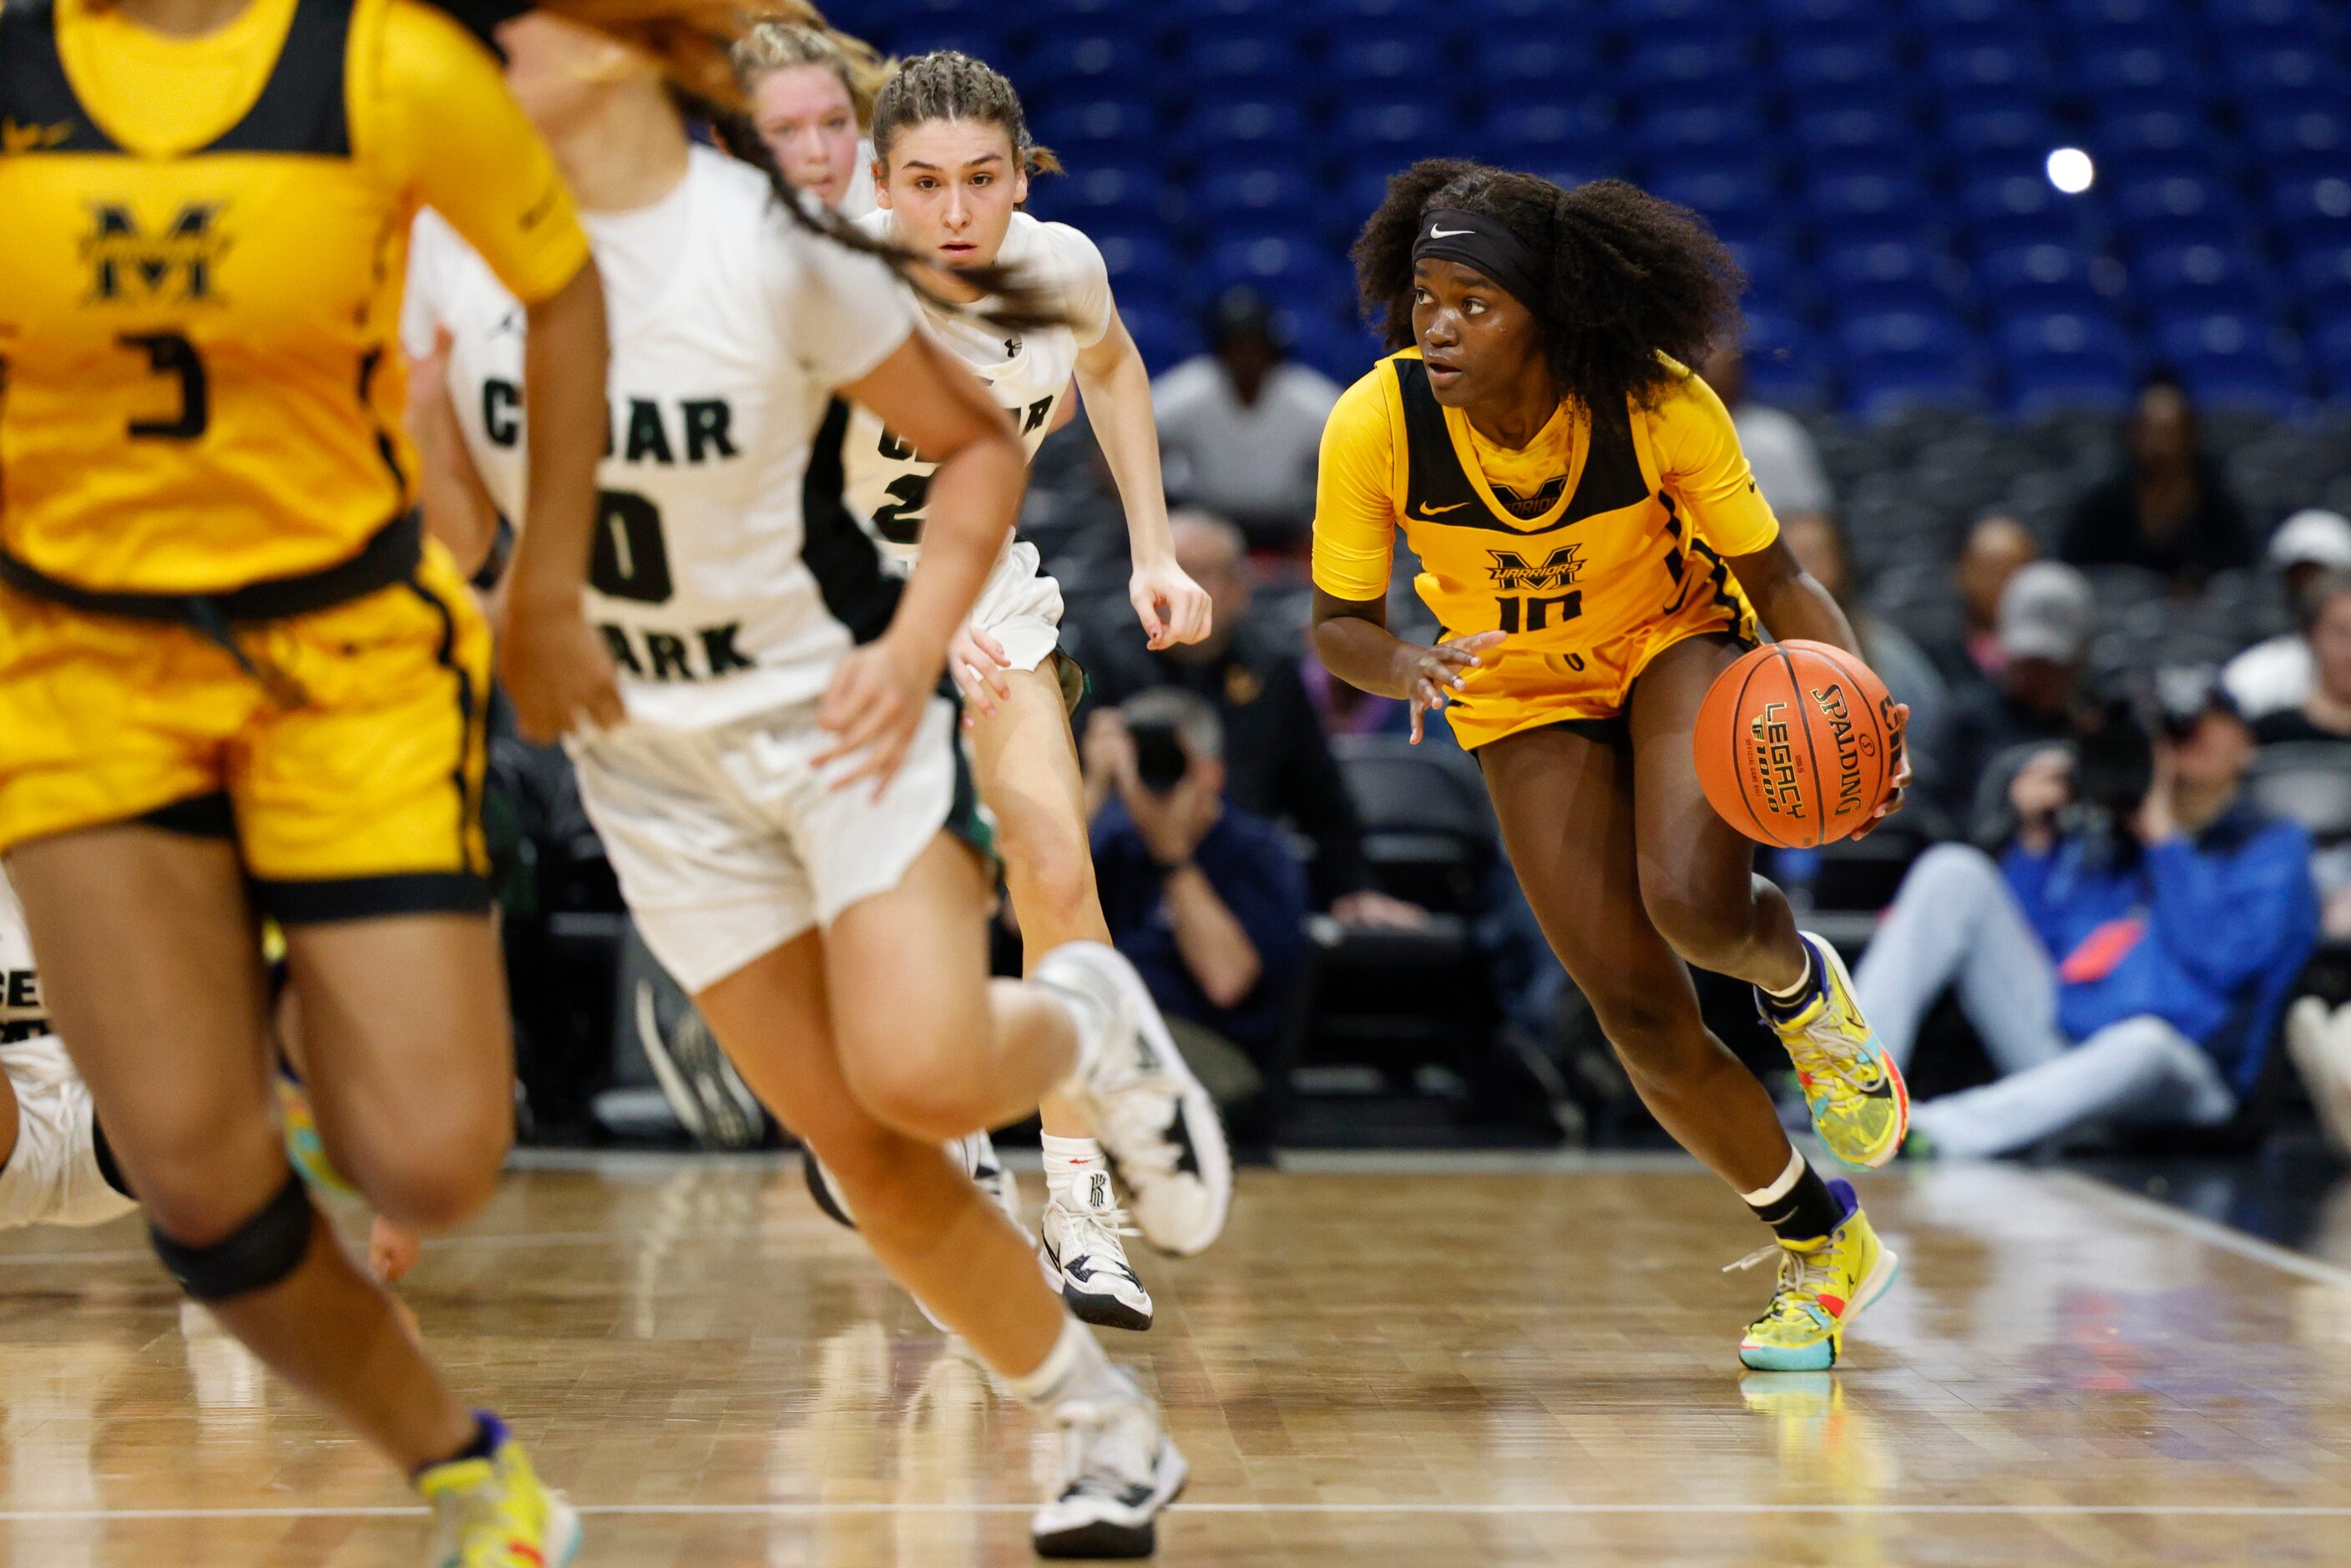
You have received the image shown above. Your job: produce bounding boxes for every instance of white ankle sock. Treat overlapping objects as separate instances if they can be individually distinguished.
[1762,942,1817,1003]
[1739,1148,1808,1207]
[1005,1313,1122,1408]
[1041,1133,1108,1204]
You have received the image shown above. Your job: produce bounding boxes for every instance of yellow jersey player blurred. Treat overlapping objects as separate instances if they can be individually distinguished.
[0,0,761,1561]
[1311,160,1911,1373]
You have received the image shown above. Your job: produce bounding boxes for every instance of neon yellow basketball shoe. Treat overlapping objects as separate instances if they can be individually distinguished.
[417,1414,580,1568]
[1734,1180,1900,1372]
[1760,933,1909,1169]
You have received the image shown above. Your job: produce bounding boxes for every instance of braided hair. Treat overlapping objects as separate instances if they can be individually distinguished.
[1352,159,1745,412]
[732,7,895,131]
[871,50,1063,178]
[434,1,1073,334]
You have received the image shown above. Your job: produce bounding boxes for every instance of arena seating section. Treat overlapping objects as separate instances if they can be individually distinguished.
[852,0,2351,420]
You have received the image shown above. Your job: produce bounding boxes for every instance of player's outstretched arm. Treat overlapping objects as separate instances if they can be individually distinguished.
[1312,589,1503,746]
[1073,311,1210,649]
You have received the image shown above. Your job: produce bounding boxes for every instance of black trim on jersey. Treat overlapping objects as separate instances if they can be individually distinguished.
[0,0,119,154]
[0,0,351,159]
[800,397,903,645]
[357,347,409,493]
[1391,357,1651,537]
[139,792,238,838]
[399,569,488,879]
[0,510,421,624]
[254,872,492,925]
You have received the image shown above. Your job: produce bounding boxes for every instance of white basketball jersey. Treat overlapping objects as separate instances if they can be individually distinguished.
[0,872,43,1043]
[404,148,914,730]
[841,210,1112,564]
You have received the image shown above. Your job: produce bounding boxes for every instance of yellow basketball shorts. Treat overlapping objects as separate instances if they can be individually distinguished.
[0,544,492,923]
[1439,609,1754,752]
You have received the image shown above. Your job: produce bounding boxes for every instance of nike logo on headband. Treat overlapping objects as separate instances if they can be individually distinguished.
[1429,225,1474,238]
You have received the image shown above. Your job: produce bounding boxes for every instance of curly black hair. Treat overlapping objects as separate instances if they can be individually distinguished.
[1352,159,1746,412]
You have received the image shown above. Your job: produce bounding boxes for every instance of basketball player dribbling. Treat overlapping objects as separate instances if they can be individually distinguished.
[1312,159,1913,1371]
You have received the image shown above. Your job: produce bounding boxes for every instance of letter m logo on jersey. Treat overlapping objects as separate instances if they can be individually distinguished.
[81,203,230,304]
[1486,544,1584,593]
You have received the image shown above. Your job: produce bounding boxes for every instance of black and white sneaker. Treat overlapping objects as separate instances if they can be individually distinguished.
[634,977,765,1151]
[803,1131,1023,1236]
[1040,1178,1154,1332]
[1030,1370,1187,1559]
[1035,943,1232,1257]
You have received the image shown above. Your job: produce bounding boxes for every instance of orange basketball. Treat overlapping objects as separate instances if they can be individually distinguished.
[1694,640,1898,847]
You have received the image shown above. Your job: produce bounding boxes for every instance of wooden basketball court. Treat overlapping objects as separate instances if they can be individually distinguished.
[0,1152,2344,1565]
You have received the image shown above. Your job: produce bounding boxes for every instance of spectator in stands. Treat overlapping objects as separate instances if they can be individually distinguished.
[1932,512,2040,688]
[1081,510,1426,927]
[2060,372,2253,590]
[1855,674,2317,1158]
[1150,288,1342,549]
[1780,511,1950,787]
[2250,570,2351,746]
[1085,689,1308,1073]
[2223,511,2351,721]
[1940,562,2095,826]
[1700,343,1830,530]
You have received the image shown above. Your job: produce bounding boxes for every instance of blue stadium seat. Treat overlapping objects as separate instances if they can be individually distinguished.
[1926,42,2054,99]
[1032,100,1161,164]
[1961,172,2097,249]
[2005,359,2134,417]
[2153,311,2306,412]
[1996,309,2135,367]
[2249,109,2351,163]
[1806,174,1931,226]
[1179,98,1311,159]
[1080,222,1184,301]
[2293,240,2351,313]
[1047,163,1170,224]
[1329,33,1433,89]
[1778,39,1901,94]
[1845,359,1987,421]
[1724,240,1805,313]
[1631,103,1770,160]
[1651,166,1781,228]
[1185,33,1312,96]
[1204,233,1354,299]
[2133,244,2277,314]
[1193,165,1318,225]
[1912,0,2032,34]
[1289,312,1388,386]
[2271,175,2351,238]
[1975,241,2117,312]
[2228,47,2335,102]
[2313,318,2351,396]
[1023,35,1152,93]
[1791,109,1915,160]
[1484,103,1612,166]
[1942,104,2057,160]
[2059,0,2180,31]
[1610,0,1745,25]
[888,26,1012,63]
[1759,0,1876,24]
[1467,35,1604,89]
[1118,302,1205,376]
[2111,175,2241,247]
[1336,99,1475,164]
[2079,43,2201,104]
[2094,109,2203,167]
[2206,0,2328,41]
[1623,38,1757,96]
[1821,239,1956,308]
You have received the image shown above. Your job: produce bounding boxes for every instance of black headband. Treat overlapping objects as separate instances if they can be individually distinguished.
[1410,209,1546,312]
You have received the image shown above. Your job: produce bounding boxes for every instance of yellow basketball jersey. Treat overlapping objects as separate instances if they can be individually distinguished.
[0,0,588,598]
[1313,351,1780,744]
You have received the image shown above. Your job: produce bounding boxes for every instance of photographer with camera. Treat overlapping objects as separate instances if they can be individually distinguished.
[1082,689,1310,1085]
[1848,671,2318,1158]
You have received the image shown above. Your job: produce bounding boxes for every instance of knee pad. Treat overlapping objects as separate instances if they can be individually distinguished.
[150,1171,315,1302]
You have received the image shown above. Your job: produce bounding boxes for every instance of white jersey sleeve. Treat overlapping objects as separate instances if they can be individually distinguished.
[1028,220,1114,350]
[771,196,916,390]
[401,209,460,362]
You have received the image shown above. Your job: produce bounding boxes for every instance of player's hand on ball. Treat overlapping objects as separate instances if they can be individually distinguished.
[502,601,625,743]
[817,635,933,796]
[1130,558,1213,650]
[948,622,1014,726]
[1852,702,1912,840]
[1399,631,1504,745]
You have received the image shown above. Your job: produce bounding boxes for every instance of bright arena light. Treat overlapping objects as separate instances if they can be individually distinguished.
[2045,146,2096,195]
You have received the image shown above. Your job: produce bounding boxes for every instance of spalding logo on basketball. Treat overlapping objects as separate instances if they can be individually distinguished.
[1695,640,1897,847]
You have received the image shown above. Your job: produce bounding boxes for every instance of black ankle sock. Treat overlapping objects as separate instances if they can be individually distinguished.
[418,1418,498,1477]
[1748,1163,1843,1244]
[1759,942,1819,1019]
[90,1114,134,1200]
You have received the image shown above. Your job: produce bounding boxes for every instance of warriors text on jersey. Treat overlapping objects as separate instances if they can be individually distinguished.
[840,210,1111,562]
[0,0,588,595]
[406,147,916,729]
[1312,351,1776,749]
